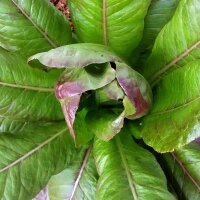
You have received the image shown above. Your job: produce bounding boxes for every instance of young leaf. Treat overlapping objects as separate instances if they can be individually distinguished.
[162,142,200,199]
[31,43,152,142]
[141,61,200,152]
[0,49,63,133]
[0,0,72,57]
[93,132,176,200]
[0,122,79,200]
[47,146,98,200]
[68,0,150,60]
[142,0,200,84]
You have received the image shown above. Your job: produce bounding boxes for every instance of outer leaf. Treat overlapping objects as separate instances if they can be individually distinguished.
[68,0,150,60]
[29,43,121,68]
[0,122,78,200]
[162,142,200,200]
[0,49,63,133]
[141,61,200,152]
[47,146,98,200]
[142,0,200,84]
[0,0,72,57]
[93,132,176,200]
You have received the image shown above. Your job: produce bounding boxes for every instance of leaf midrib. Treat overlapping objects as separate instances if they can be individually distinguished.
[115,137,138,200]
[69,146,92,200]
[102,0,108,45]
[11,0,57,48]
[171,152,200,191]
[150,40,200,84]
[0,81,54,92]
[148,95,200,117]
[0,128,67,173]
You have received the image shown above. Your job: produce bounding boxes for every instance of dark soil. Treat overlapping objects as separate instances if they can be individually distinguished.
[50,0,74,31]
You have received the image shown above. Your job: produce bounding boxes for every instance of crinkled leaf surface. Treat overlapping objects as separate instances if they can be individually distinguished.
[31,43,152,142]
[0,0,72,57]
[68,0,150,60]
[140,0,200,152]
[0,122,78,200]
[93,132,176,200]
[142,0,200,83]
[163,142,200,200]
[0,49,63,133]
[141,61,200,152]
[47,146,98,200]
[56,63,116,140]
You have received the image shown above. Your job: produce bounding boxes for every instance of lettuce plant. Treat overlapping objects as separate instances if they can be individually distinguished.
[0,0,199,199]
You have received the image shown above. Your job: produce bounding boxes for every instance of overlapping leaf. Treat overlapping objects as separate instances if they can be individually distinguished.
[0,122,78,200]
[140,0,200,152]
[47,146,98,200]
[0,0,72,57]
[0,49,63,133]
[162,141,200,199]
[93,132,176,200]
[133,0,179,66]
[68,0,150,60]
[30,43,152,142]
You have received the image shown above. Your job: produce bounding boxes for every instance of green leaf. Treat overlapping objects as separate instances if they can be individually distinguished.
[142,0,179,49]
[141,61,200,152]
[68,0,150,60]
[142,0,200,84]
[56,63,115,141]
[86,109,125,141]
[0,0,72,57]
[47,146,98,200]
[162,142,200,200]
[0,49,63,133]
[93,132,176,200]
[29,43,121,68]
[0,122,78,200]
[133,0,179,66]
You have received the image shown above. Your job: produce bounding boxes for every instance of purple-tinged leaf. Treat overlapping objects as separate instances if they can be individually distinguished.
[28,43,121,68]
[195,137,200,145]
[116,62,152,119]
[55,64,115,141]
[33,187,49,200]
[59,95,80,141]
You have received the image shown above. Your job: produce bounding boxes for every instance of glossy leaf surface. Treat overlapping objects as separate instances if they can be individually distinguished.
[0,0,72,57]
[93,133,175,200]
[141,61,200,152]
[68,0,150,60]
[0,122,78,200]
[143,0,200,83]
[163,142,200,200]
[47,147,98,200]
[0,49,63,133]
